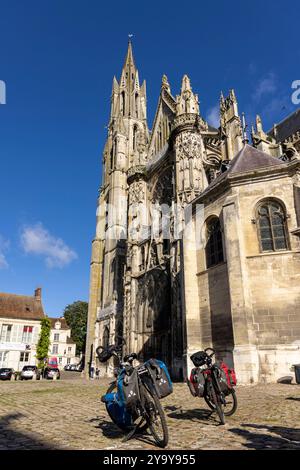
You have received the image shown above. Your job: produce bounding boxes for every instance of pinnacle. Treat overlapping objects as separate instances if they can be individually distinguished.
[181,74,192,92]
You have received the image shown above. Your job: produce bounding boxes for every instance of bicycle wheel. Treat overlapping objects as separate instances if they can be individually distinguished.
[206,382,225,425]
[204,388,237,417]
[141,385,169,448]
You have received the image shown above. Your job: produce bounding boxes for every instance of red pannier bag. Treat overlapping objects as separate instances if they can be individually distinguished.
[187,368,205,397]
[220,362,237,387]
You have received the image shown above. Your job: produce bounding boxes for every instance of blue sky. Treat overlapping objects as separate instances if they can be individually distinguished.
[0,0,299,316]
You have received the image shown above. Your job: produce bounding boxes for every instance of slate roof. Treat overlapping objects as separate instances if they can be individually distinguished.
[227,144,284,174]
[268,108,300,142]
[0,292,45,321]
[199,144,286,199]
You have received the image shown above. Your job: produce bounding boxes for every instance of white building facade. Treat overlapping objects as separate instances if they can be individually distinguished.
[0,289,78,371]
[49,317,77,367]
[0,288,44,370]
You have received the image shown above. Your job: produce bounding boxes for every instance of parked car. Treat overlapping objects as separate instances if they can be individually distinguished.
[20,365,41,380]
[44,367,60,380]
[47,357,59,368]
[64,364,71,371]
[0,368,16,381]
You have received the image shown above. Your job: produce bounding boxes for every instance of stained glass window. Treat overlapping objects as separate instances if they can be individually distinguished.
[257,201,289,252]
[205,218,224,268]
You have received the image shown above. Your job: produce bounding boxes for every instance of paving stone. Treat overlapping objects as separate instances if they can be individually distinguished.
[0,378,300,449]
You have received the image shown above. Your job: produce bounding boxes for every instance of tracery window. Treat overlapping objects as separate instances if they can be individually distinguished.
[256,200,289,252]
[103,326,110,349]
[205,217,224,268]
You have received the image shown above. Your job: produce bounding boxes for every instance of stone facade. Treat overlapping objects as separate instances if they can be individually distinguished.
[85,42,300,383]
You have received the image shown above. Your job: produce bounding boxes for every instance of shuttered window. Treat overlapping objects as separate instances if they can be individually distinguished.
[22,326,33,344]
[0,324,12,342]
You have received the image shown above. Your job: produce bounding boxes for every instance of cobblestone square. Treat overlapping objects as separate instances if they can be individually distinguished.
[1,374,300,450]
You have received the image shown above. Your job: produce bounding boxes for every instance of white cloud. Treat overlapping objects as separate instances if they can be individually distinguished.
[207,104,220,128]
[0,236,9,269]
[253,72,277,102]
[20,223,77,268]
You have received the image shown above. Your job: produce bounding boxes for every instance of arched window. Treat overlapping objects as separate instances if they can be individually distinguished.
[140,245,145,271]
[110,145,114,170]
[205,217,224,268]
[121,91,125,116]
[133,124,138,151]
[256,200,289,252]
[103,326,110,349]
[135,93,139,117]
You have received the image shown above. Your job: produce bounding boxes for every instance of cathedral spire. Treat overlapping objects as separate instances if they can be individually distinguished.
[123,39,135,70]
[118,40,143,119]
[120,40,137,92]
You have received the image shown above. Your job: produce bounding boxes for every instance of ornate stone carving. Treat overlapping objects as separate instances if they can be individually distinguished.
[129,181,145,204]
[127,165,147,182]
[151,167,173,205]
[174,131,206,197]
[172,113,208,133]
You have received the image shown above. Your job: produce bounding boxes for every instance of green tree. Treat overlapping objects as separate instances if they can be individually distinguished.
[63,301,88,355]
[36,317,51,368]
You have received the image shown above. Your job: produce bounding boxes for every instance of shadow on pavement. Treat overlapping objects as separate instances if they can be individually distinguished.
[229,423,300,449]
[90,417,165,446]
[90,417,124,439]
[0,413,58,450]
[166,407,219,425]
[90,417,159,447]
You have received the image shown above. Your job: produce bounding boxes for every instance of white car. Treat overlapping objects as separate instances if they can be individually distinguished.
[20,365,41,380]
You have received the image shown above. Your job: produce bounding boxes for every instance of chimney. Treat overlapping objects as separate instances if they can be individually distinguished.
[34,287,42,301]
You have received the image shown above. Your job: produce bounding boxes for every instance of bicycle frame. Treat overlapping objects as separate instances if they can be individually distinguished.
[200,350,226,404]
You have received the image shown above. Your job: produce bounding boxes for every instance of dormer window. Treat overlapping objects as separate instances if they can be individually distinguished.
[55,321,61,330]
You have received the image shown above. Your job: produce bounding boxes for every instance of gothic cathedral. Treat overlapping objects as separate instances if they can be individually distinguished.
[85,42,300,383]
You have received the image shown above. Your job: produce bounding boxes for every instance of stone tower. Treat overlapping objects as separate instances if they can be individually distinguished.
[85,42,148,373]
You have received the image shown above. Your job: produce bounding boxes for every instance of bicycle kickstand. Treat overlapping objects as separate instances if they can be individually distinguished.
[122,425,137,442]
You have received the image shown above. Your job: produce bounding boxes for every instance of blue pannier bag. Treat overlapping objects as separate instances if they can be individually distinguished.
[145,359,173,399]
[101,369,136,428]
[102,392,133,428]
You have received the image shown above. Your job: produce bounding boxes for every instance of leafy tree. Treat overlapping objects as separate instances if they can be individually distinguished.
[63,301,88,355]
[36,317,51,368]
